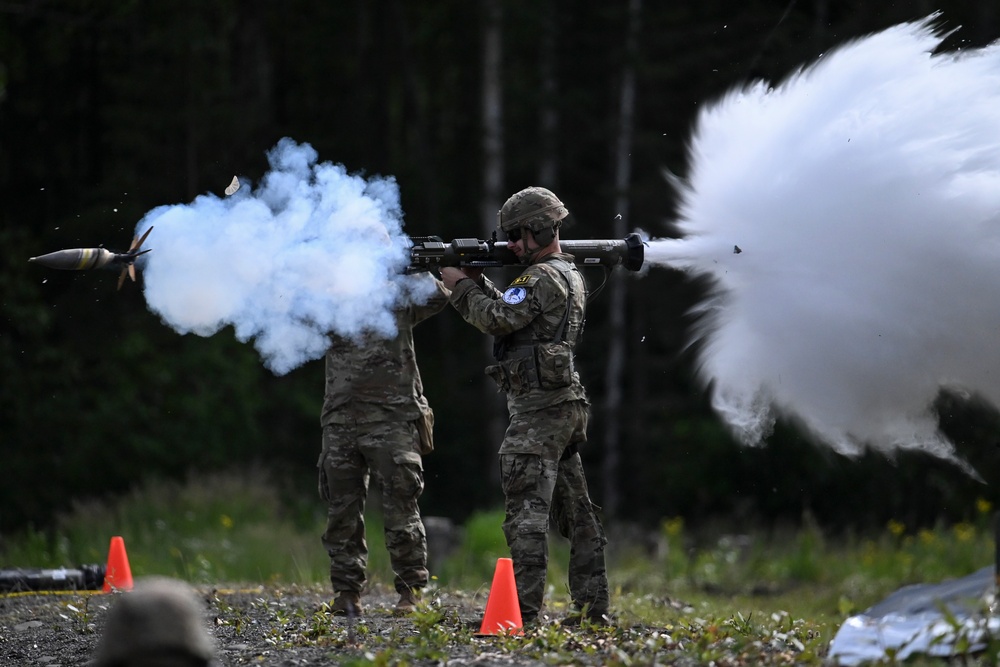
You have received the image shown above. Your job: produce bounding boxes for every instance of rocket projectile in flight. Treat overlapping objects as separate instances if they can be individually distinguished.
[29,226,153,290]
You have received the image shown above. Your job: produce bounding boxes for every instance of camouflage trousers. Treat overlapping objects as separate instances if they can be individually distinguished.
[318,420,428,595]
[498,400,609,621]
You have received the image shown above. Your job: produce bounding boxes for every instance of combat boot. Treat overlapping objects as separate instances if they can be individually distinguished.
[331,591,363,617]
[393,587,420,615]
[560,605,615,628]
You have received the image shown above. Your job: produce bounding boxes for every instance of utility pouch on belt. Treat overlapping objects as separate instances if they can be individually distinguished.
[486,346,538,396]
[484,363,507,392]
[317,434,331,500]
[535,341,574,389]
[415,407,435,454]
[486,342,574,394]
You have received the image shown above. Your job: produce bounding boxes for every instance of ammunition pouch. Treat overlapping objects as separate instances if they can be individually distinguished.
[414,406,435,455]
[486,343,574,395]
[486,347,535,396]
[536,341,575,388]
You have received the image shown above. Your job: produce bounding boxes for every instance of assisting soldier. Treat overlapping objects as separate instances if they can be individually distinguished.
[318,273,450,617]
[439,186,611,625]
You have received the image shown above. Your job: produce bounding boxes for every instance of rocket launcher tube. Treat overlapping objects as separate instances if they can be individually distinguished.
[407,232,644,273]
[0,564,106,592]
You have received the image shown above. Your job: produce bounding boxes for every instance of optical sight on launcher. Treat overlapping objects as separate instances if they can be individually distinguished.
[407,232,644,274]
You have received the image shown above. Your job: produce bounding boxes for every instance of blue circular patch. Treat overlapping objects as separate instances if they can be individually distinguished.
[502,287,527,305]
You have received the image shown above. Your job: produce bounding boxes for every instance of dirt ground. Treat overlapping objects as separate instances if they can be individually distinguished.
[0,582,610,666]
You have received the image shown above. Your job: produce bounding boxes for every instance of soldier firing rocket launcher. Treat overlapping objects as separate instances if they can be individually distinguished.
[407,232,644,274]
[28,226,153,290]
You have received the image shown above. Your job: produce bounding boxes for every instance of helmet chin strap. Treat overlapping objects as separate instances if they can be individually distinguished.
[519,248,540,265]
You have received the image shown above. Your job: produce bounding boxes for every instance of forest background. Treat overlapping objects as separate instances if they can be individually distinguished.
[3,0,1000,542]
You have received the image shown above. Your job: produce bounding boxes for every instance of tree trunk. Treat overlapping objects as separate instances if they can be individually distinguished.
[389,0,440,225]
[480,0,507,466]
[538,0,558,187]
[602,0,642,520]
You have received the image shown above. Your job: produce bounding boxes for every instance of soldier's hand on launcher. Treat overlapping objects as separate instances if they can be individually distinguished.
[440,266,482,289]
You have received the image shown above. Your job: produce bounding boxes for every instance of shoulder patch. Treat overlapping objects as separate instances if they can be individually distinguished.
[502,286,528,305]
[506,272,541,289]
[509,274,532,286]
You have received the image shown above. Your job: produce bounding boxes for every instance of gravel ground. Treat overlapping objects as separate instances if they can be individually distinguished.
[2,580,835,666]
[0,582,604,666]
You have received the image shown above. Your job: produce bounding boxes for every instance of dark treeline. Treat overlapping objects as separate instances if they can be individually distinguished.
[3,1,1000,539]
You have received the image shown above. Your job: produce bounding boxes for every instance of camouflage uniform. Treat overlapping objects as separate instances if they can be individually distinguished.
[318,276,449,599]
[449,254,609,622]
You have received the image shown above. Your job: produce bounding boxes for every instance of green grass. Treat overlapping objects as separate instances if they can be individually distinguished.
[3,468,342,585]
[3,468,998,664]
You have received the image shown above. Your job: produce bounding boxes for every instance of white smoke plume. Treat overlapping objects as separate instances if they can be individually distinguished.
[647,15,1000,469]
[135,138,435,375]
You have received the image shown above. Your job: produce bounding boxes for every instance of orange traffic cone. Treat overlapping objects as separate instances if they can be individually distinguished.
[102,536,134,593]
[477,557,523,635]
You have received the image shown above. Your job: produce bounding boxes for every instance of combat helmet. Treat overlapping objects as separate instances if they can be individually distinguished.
[497,186,569,248]
[93,577,217,667]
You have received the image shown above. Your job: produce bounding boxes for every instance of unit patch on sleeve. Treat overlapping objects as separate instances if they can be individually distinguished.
[509,274,532,286]
[502,286,528,305]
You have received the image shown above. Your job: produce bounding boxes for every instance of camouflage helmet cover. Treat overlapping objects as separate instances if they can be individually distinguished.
[497,186,569,234]
[93,577,216,666]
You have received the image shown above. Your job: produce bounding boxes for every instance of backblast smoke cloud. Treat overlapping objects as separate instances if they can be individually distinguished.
[646,14,1000,469]
[135,138,437,375]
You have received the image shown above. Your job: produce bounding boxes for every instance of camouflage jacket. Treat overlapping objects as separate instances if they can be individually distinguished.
[321,278,450,425]
[449,252,589,415]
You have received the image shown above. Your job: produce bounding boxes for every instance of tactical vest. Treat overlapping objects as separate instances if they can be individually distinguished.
[487,257,586,396]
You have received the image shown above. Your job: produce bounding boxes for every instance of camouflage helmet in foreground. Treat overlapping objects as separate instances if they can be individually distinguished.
[93,577,216,667]
[497,186,569,246]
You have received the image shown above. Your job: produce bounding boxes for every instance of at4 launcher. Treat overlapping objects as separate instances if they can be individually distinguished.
[407,232,644,274]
